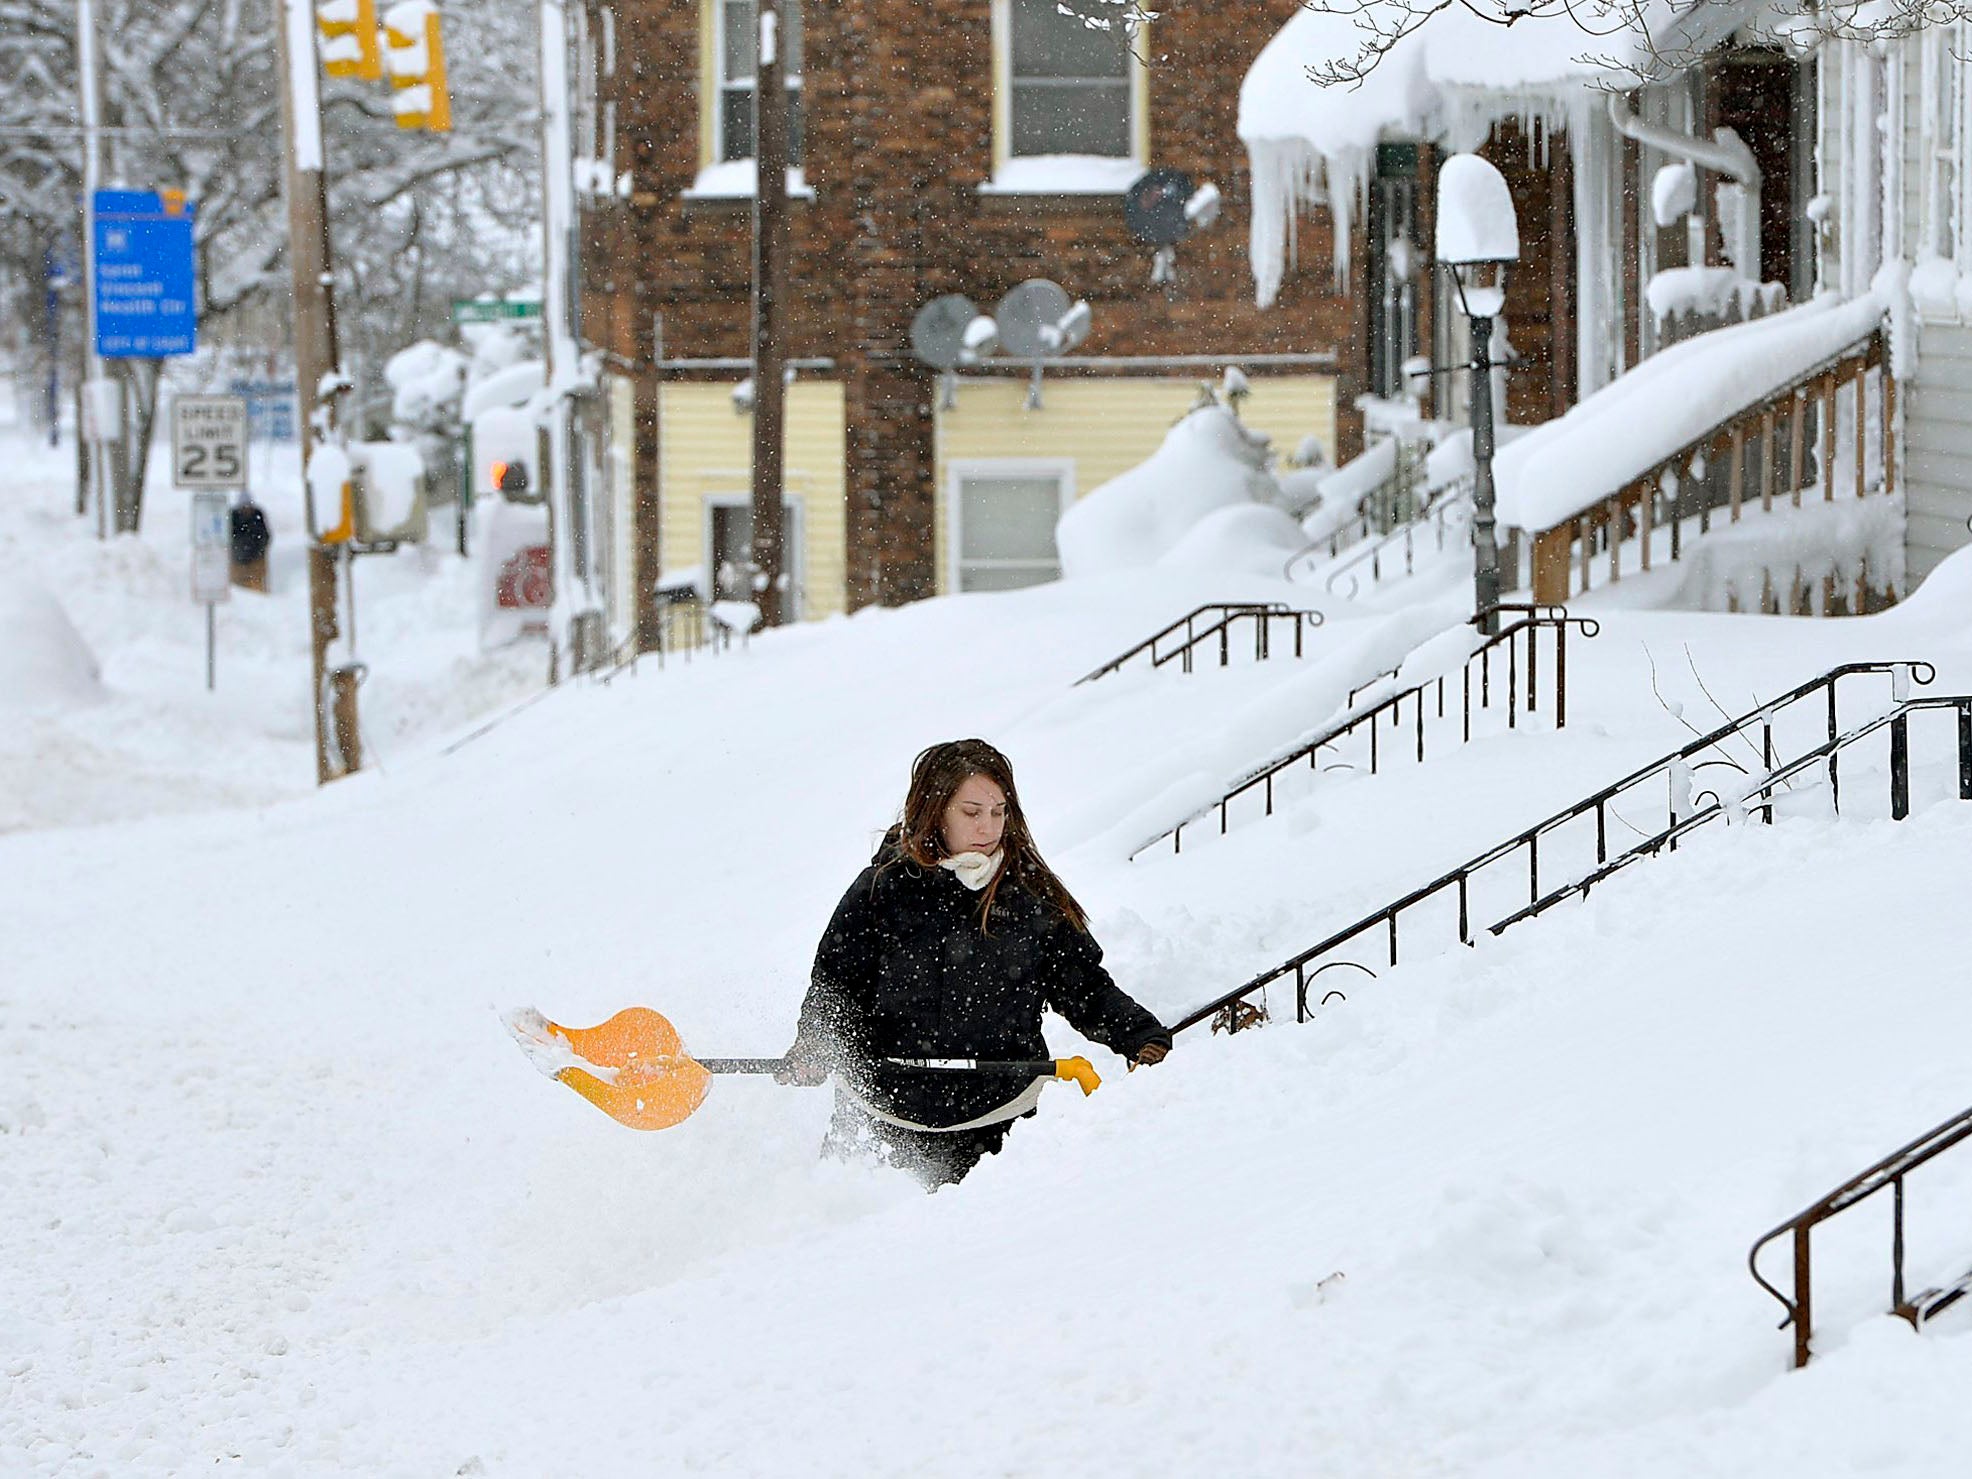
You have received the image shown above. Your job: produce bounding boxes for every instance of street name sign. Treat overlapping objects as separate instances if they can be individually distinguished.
[94,190,196,358]
[172,395,249,490]
[452,299,542,323]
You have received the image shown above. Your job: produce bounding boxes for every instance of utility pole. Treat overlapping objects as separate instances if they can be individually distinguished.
[538,0,603,676]
[749,0,789,629]
[275,0,361,783]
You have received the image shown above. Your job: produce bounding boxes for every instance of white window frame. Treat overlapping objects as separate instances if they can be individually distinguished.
[1918,23,1966,273]
[988,0,1146,192]
[945,457,1074,594]
[705,491,805,620]
[710,0,804,168]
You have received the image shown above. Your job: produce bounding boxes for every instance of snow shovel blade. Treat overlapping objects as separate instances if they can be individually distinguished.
[505,1006,713,1132]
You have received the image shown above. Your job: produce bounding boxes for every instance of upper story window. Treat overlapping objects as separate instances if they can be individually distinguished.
[716,0,804,164]
[1005,0,1133,159]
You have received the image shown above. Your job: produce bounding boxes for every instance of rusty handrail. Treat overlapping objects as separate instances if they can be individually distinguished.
[1135,605,1597,859]
[1749,1099,1972,1369]
[1166,661,1950,1035]
[1075,602,1325,685]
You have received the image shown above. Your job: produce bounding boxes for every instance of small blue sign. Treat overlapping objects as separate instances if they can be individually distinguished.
[227,378,299,442]
[94,190,196,358]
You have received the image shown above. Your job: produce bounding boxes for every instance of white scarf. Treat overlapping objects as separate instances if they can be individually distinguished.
[939,849,1004,890]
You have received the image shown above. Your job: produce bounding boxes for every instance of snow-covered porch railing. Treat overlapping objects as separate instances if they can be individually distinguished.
[1285,423,1503,587]
[1498,296,1896,612]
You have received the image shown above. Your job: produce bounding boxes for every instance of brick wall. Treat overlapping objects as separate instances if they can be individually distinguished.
[591,0,1364,610]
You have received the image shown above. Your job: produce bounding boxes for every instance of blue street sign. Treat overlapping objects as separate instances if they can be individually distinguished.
[93,190,196,358]
[227,379,299,442]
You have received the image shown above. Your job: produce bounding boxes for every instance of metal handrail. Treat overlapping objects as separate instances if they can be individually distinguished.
[1168,661,1946,1035]
[1320,483,1474,598]
[1136,605,1597,859]
[1075,603,1325,685]
[1750,1099,1972,1369]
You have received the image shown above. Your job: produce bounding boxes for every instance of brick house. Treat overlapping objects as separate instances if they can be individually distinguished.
[581,1,1817,641]
[584,0,1361,636]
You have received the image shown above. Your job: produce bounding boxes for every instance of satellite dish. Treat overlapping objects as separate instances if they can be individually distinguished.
[1124,168,1195,248]
[995,279,1073,358]
[910,294,978,370]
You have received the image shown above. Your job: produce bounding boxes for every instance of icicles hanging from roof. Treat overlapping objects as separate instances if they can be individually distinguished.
[1246,139,1364,306]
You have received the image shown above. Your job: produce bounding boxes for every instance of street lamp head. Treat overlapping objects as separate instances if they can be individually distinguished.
[1435,153,1519,319]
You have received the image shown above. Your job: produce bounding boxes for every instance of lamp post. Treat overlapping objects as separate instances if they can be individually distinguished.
[1435,154,1519,636]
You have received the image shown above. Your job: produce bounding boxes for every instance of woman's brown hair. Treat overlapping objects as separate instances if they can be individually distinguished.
[886,738,1089,932]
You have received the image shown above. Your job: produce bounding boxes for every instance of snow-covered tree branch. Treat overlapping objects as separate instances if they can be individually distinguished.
[1293,0,1972,91]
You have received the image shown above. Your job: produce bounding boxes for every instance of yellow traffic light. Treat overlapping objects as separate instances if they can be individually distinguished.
[382,1,451,132]
[316,0,383,82]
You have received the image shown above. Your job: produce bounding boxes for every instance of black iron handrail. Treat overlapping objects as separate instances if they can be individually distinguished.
[1135,605,1597,859]
[1075,603,1325,685]
[1749,1100,1972,1369]
[1321,482,1473,598]
[1168,661,1950,1035]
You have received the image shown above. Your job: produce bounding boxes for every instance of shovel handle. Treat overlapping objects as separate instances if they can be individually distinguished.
[695,1056,1097,1094]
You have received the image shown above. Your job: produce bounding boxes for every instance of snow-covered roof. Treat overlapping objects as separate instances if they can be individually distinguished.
[1238,0,1762,303]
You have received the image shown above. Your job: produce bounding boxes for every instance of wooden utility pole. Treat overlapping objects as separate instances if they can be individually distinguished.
[275,0,359,783]
[749,0,789,628]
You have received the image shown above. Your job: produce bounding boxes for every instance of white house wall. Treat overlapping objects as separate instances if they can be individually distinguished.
[1905,321,1972,582]
[1897,25,1972,583]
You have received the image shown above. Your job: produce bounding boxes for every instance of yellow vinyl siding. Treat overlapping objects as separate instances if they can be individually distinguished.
[932,374,1336,594]
[657,381,847,619]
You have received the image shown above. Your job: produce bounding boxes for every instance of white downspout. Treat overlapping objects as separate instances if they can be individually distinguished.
[1608,94,1763,278]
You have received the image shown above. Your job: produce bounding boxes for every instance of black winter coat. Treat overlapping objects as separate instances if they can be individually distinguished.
[797,846,1172,1129]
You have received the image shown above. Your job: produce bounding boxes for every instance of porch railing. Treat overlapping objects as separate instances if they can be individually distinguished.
[1526,325,1894,612]
[1750,1101,1972,1369]
[1167,661,1962,1035]
[1075,603,1325,685]
[1135,605,1596,858]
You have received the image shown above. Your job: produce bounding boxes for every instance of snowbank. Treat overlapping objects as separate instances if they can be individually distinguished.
[1056,405,1291,578]
[0,580,103,712]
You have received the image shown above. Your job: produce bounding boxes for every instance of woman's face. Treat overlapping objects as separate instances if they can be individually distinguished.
[940,773,1008,857]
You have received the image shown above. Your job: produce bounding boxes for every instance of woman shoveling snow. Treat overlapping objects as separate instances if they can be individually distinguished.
[507,740,1169,1185]
[778,739,1172,1188]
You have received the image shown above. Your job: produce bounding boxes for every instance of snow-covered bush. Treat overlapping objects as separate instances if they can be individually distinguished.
[1056,403,1304,577]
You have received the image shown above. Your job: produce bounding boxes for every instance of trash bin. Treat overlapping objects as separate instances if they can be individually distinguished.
[230,496,272,592]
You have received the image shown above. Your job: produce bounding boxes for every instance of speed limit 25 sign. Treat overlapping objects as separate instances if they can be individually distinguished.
[171,394,248,490]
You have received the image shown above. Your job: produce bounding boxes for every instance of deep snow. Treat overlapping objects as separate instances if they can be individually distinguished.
[6,417,1972,1476]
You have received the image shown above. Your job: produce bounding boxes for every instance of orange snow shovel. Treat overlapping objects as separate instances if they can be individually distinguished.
[505,1005,1101,1132]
